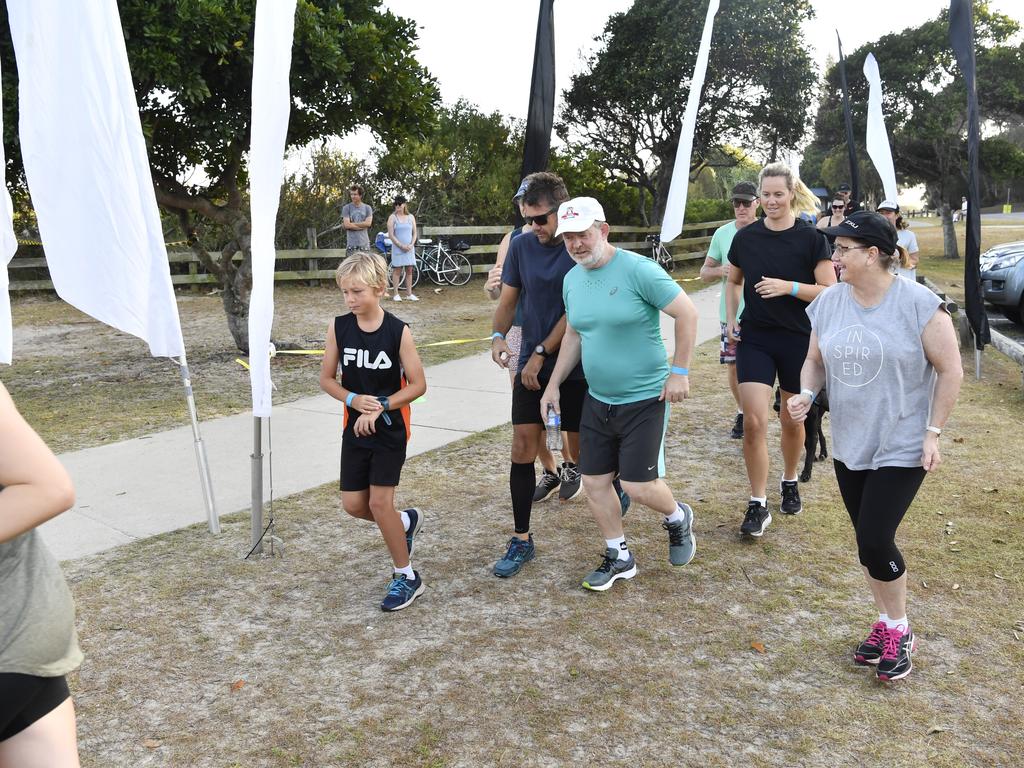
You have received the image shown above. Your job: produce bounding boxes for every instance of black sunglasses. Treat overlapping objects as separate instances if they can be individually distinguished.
[732,199,755,207]
[524,207,558,226]
[832,204,845,209]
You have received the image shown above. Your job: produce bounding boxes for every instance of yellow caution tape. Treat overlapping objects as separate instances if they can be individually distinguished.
[16,239,43,246]
[421,336,491,348]
[273,350,324,356]
[235,357,251,370]
[674,275,702,283]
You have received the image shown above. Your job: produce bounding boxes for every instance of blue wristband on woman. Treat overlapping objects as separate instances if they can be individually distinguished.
[671,366,689,376]
[790,282,800,297]
[345,392,357,407]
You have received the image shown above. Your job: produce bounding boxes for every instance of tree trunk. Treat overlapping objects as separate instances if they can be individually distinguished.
[652,162,674,225]
[939,204,960,260]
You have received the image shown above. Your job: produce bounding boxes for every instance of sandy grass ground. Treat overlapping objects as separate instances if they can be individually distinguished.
[60,338,1024,767]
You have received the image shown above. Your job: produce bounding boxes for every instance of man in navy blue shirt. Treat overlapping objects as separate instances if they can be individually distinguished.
[489,172,588,577]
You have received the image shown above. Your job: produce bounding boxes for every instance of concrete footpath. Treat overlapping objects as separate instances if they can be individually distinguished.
[40,283,723,561]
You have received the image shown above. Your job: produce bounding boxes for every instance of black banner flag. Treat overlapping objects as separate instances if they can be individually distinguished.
[950,0,990,349]
[836,33,861,209]
[520,0,555,181]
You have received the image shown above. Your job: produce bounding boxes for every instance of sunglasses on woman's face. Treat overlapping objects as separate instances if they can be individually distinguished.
[832,204,845,210]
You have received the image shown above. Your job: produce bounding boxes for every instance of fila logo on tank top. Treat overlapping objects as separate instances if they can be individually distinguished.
[342,348,393,369]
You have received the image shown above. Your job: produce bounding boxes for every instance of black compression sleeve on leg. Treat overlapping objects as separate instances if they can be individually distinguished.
[510,461,536,534]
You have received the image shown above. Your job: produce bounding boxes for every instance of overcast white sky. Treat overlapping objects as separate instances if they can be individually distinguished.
[333,0,1023,159]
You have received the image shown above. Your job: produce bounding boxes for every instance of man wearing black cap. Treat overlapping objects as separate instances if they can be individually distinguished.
[700,181,759,439]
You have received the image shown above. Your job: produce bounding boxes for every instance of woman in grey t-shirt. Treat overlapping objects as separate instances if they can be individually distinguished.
[789,211,962,683]
[0,383,82,764]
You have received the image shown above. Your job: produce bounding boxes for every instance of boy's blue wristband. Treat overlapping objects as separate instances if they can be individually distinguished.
[790,282,800,297]
[671,366,689,376]
[345,392,357,407]
[491,331,504,341]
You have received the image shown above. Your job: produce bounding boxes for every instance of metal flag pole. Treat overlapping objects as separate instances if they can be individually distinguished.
[250,416,264,555]
[176,353,219,533]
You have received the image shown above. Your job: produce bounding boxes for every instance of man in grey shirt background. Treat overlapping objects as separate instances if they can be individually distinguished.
[341,184,373,254]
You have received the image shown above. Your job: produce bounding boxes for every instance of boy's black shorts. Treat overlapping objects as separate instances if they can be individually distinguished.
[340,441,406,491]
[511,374,587,431]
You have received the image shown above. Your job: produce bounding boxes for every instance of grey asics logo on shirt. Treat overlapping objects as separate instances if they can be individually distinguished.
[342,348,393,369]
[609,286,619,295]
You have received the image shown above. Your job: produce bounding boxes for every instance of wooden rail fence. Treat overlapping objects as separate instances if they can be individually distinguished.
[7,221,729,292]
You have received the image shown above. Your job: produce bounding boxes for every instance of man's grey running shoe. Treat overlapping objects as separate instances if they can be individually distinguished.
[663,502,696,566]
[730,413,744,439]
[740,501,771,537]
[582,548,637,591]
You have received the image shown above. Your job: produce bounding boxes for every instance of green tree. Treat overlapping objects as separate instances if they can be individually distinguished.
[0,0,439,351]
[802,2,1024,258]
[558,0,815,224]
[373,100,523,226]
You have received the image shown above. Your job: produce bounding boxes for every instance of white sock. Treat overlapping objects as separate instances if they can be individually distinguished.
[605,536,629,560]
[737,409,743,415]
[400,509,411,531]
[394,564,415,579]
[781,475,798,484]
[878,613,890,624]
[750,496,767,506]
[664,503,685,524]
[884,616,908,632]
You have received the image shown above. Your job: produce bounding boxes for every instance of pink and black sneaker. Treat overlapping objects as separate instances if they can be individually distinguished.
[876,626,917,682]
[854,621,887,666]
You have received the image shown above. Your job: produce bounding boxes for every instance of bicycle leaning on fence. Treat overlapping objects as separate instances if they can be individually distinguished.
[645,233,675,273]
[416,238,473,286]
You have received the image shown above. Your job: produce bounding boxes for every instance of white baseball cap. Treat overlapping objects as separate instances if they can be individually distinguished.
[554,197,606,235]
[877,200,899,212]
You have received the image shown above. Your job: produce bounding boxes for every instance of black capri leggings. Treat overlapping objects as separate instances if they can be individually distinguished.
[833,460,927,581]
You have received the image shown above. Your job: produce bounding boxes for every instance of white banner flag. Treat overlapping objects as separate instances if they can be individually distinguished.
[659,0,720,243]
[0,59,18,365]
[248,0,298,418]
[6,0,184,359]
[863,53,899,204]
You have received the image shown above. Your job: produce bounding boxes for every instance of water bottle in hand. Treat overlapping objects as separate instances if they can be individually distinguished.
[545,404,561,451]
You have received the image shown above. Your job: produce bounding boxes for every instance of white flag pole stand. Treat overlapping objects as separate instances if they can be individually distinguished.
[176,354,219,533]
[250,416,264,555]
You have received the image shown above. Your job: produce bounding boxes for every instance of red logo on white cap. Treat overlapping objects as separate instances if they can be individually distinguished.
[561,207,579,220]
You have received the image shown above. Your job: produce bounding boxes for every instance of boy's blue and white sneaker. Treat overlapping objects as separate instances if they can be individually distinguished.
[493,535,535,578]
[663,502,696,566]
[403,507,423,557]
[380,571,424,612]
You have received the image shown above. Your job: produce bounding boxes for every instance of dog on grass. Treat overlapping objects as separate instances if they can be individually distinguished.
[773,387,829,482]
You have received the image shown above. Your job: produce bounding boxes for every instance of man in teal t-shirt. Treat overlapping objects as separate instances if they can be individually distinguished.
[700,180,758,439]
[541,197,700,592]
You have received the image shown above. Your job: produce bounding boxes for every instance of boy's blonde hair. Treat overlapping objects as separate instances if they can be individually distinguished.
[335,250,388,291]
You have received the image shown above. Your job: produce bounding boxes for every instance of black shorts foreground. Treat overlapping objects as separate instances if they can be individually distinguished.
[512,375,587,431]
[340,440,406,491]
[0,673,70,742]
[735,325,810,394]
[579,394,668,482]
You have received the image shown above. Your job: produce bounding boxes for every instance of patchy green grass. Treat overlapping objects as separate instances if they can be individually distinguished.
[64,339,1024,767]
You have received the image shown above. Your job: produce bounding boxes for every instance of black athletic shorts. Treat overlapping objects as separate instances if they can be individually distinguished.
[578,394,669,482]
[735,325,809,394]
[511,374,586,431]
[0,673,70,742]
[340,441,406,491]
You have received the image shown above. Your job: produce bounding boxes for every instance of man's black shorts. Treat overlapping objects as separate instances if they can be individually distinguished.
[735,325,809,394]
[578,394,669,482]
[511,374,587,431]
[340,441,406,491]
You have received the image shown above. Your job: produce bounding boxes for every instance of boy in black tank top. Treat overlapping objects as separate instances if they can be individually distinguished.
[319,252,428,612]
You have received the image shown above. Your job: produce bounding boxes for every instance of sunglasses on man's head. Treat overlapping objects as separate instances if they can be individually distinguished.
[732,199,754,207]
[524,207,558,226]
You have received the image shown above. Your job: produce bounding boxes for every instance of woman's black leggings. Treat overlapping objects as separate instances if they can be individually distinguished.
[833,461,927,582]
